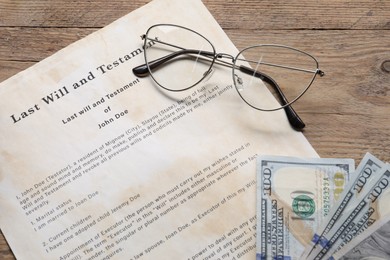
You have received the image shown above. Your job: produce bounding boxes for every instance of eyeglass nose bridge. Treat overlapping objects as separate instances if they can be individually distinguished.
[216,53,236,63]
[201,53,240,85]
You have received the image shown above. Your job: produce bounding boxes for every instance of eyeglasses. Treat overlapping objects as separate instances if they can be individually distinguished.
[132,24,324,130]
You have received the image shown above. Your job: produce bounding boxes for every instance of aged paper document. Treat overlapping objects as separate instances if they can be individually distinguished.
[0,0,318,259]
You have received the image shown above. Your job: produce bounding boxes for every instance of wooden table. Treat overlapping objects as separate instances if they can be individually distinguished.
[1,1,389,259]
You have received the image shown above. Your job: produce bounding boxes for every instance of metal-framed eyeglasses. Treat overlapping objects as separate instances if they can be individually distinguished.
[132,24,324,130]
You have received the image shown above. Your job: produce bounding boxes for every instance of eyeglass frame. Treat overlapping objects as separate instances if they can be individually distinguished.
[132,23,324,131]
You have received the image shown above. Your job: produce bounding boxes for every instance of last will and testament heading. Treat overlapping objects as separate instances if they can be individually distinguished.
[9,38,157,124]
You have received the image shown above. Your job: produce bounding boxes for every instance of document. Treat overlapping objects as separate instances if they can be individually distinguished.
[0,0,318,259]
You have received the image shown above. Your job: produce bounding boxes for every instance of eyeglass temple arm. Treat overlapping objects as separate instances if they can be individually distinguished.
[239,65,306,131]
[132,49,215,77]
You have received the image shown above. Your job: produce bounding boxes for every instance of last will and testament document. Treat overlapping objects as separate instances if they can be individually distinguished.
[0,0,318,259]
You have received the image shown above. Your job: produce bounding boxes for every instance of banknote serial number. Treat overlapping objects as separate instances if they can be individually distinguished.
[323,177,331,216]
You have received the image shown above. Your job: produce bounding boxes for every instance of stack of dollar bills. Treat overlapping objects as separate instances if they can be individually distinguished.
[256,153,390,260]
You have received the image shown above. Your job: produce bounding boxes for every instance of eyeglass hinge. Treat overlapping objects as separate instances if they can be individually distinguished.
[317,69,325,77]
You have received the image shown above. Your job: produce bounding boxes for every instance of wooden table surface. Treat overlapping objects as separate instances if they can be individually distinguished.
[1,1,389,259]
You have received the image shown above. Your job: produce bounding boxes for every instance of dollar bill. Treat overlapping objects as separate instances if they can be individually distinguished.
[324,177,390,259]
[302,153,386,259]
[308,166,390,260]
[256,155,355,260]
[333,213,390,260]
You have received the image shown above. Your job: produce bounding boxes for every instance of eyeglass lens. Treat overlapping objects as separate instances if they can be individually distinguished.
[144,24,215,92]
[233,45,319,111]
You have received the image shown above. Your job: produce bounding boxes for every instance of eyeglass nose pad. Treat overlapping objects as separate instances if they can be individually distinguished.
[203,69,214,82]
[234,74,244,91]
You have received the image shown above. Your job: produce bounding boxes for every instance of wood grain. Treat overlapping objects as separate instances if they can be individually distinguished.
[0,1,389,259]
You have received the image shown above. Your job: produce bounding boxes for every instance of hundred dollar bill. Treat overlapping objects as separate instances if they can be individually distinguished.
[324,180,390,259]
[302,153,385,259]
[309,166,390,260]
[256,155,355,260]
[333,213,390,260]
